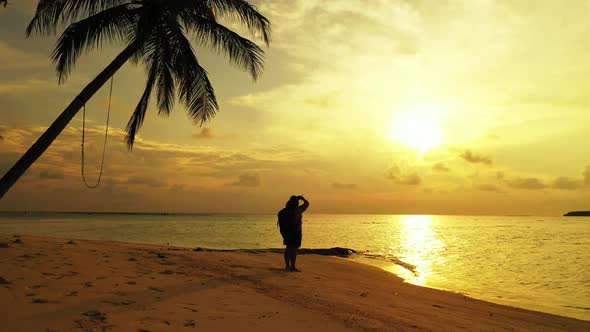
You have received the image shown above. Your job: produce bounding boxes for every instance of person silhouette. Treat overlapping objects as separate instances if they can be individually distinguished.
[278,195,309,271]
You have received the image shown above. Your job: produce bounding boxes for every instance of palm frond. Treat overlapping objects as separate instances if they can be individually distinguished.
[208,0,271,45]
[182,65,218,125]
[183,15,264,80]
[167,22,218,125]
[152,19,177,116]
[156,61,175,116]
[125,61,157,149]
[51,4,138,83]
[27,0,131,36]
[127,5,157,65]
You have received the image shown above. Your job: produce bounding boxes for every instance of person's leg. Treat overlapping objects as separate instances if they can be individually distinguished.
[290,232,301,271]
[286,246,295,270]
[284,248,290,270]
[290,248,297,270]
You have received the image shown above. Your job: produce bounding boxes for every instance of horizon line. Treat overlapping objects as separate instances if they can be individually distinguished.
[0,210,558,217]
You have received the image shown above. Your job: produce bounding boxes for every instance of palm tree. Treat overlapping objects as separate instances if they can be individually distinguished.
[0,0,270,199]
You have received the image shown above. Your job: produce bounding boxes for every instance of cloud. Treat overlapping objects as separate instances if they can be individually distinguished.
[552,177,580,190]
[460,150,492,165]
[125,175,167,188]
[304,93,339,110]
[584,166,590,187]
[0,41,48,72]
[332,182,357,190]
[486,132,499,140]
[192,128,214,139]
[39,169,64,180]
[386,165,421,186]
[506,177,546,190]
[170,184,185,192]
[476,184,501,192]
[432,162,450,172]
[231,172,260,187]
[0,122,310,194]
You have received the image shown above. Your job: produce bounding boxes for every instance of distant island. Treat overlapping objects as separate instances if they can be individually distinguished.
[564,211,590,216]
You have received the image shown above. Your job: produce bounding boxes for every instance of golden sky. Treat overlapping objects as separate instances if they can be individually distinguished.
[1,0,589,215]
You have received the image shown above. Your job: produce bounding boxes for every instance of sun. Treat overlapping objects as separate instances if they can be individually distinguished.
[389,104,443,153]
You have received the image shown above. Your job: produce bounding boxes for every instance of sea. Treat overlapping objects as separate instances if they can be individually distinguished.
[0,212,588,321]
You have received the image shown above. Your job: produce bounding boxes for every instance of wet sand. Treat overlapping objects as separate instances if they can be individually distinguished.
[0,234,588,331]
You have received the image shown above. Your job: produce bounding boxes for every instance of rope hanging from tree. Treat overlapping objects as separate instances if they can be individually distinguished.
[81,77,113,189]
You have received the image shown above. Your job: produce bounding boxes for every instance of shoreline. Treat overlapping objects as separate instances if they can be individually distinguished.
[349,256,589,321]
[1,234,588,331]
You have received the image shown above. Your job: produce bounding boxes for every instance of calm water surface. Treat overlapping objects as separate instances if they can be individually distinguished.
[0,213,588,320]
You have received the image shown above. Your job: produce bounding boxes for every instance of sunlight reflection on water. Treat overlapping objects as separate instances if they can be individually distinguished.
[397,215,446,286]
[380,215,447,286]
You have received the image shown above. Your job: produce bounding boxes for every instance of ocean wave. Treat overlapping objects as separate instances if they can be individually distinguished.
[192,247,357,257]
[191,247,419,276]
[358,253,418,275]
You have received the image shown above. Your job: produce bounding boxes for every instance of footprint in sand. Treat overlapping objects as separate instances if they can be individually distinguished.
[75,317,113,331]
[102,299,137,306]
[82,310,107,321]
[139,317,171,326]
[181,303,198,313]
[184,320,196,328]
[32,298,49,304]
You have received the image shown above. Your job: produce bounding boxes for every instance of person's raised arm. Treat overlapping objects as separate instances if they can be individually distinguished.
[298,196,309,212]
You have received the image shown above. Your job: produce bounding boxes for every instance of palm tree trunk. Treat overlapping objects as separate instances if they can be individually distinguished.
[0,42,138,200]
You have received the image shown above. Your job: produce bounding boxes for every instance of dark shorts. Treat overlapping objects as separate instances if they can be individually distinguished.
[283,231,302,248]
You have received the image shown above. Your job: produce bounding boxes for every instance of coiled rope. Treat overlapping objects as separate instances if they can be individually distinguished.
[81,77,113,188]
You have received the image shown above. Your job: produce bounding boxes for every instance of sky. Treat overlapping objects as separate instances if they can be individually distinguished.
[0,0,589,215]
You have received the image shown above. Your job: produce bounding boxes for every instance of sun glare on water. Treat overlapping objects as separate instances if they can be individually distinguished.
[390,105,443,153]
